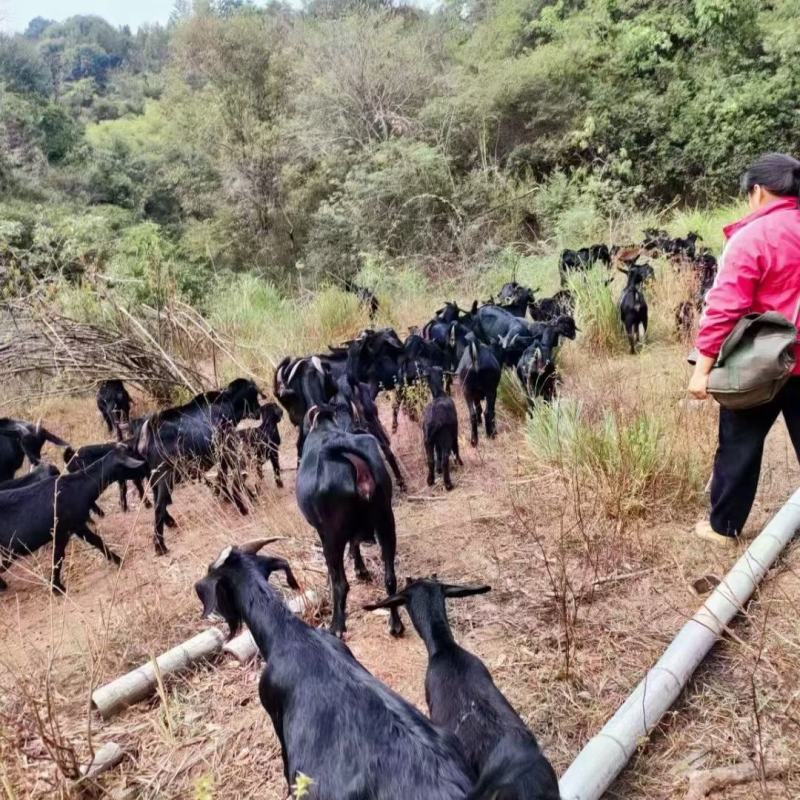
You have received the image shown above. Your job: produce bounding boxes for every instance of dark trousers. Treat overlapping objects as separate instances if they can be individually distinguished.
[710,376,800,536]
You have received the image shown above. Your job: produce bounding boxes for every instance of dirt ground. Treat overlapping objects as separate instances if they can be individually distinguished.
[1,374,799,799]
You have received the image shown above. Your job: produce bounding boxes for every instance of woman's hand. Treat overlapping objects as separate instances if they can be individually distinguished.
[688,355,716,400]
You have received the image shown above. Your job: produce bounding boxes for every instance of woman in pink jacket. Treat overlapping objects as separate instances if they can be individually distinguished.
[689,153,800,544]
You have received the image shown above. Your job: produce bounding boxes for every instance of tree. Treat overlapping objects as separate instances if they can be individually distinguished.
[0,35,52,96]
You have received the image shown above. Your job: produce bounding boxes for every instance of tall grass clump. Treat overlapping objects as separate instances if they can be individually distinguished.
[567,267,624,354]
[305,287,368,346]
[526,395,709,519]
[209,274,287,343]
[497,369,529,421]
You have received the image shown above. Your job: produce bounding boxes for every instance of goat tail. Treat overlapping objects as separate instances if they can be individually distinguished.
[320,444,377,501]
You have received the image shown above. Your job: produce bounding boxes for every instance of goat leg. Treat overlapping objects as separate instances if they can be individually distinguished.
[90,502,105,519]
[375,512,404,637]
[118,479,129,512]
[467,398,479,447]
[151,468,173,555]
[485,392,497,438]
[74,524,121,565]
[453,431,463,466]
[269,449,283,488]
[50,529,69,594]
[424,439,435,487]
[323,538,349,638]
[442,443,453,492]
[350,541,372,582]
[133,478,152,509]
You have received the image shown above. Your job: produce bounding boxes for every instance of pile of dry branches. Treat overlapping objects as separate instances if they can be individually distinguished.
[0,303,205,403]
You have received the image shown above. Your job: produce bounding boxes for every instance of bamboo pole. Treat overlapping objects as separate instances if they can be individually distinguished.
[74,741,127,783]
[558,489,800,800]
[91,628,225,719]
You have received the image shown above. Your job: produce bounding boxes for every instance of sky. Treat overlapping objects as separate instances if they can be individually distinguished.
[0,0,176,32]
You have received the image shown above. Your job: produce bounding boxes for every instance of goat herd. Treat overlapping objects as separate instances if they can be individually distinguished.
[0,230,716,799]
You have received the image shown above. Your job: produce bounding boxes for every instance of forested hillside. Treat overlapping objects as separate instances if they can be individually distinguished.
[2,0,799,308]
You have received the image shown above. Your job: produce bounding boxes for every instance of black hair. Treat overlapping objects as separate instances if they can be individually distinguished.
[741,152,800,198]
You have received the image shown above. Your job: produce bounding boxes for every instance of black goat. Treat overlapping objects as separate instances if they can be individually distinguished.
[365,578,560,800]
[423,367,462,490]
[496,282,538,318]
[0,418,69,482]
[618,264,650,354]
[195,542,474,799]
[472,305,534,367]
[238,402,284,488]
[96,380,132,440]
[64,442,152,514]
[274,354,339,462]
[0,445,144,593]
[457,336,501,447]
[559,243,611,285]
[393,334,451,432]
[344,279,380,319]
[135,378,261,555]
[530,289,574,322]
[331,356,407,491]
[517,334,558,403]
[296,405,402,638]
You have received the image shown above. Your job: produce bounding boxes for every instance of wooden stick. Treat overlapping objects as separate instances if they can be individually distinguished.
[685,759,791,799]
[223,590,319,663]
[91,628,225,719]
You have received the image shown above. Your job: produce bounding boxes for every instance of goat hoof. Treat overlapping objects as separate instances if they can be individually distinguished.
[444,482,454,491]
[356,569,372,582]
[426,475,434,487]
[143,499,152,509]
[154,542,169,556]
[51,582,66,596]
[0,579,6,592]
[389,620,405,638]
[275,479,284,489]
[164,515,177,529]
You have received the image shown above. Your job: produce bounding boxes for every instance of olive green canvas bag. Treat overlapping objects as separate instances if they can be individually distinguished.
[689,301,799,410]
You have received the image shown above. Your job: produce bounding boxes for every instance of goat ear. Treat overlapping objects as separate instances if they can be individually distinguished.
[238,537,283,555]
[195,575,222,618]
[617,267,629,275]
[258,556,301,591]
[195,575,241,637]
[363,592,408,611]
[442,583,491,599]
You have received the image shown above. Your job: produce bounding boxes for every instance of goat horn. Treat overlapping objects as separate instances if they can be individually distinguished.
[311,356,324,375]
[238,537,284,554]
[286,358,306,386]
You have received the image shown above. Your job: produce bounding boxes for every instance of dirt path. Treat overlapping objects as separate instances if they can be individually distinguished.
[1,392,799,799]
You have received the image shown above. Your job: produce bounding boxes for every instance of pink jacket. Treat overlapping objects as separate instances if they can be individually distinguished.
[697,197,800,374]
